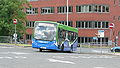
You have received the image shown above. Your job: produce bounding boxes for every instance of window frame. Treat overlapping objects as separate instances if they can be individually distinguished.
[41,7,54,14]
[57,6,73,14]
[26,8,38,15]
[76,4,109,13]
[76,21,109,29]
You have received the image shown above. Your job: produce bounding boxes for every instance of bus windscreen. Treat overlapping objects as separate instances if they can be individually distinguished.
[34,23,56,41]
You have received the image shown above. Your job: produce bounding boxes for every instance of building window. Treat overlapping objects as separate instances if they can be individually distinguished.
[78,37,108,45]
[118,31,120,36]
[118,16,120,21]
[26,8,38,14]
[57,6,73,13]
[41,7,54,14]
[57,21,73,27]
[26,34,32,40]
[114,0,116,6]
[76,21,109,29]
[119,0,120,6]
[26,21,35,28]
[76,5,109,13]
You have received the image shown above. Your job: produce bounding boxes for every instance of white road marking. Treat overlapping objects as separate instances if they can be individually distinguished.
[93,67,105,68]
[0,52,29,59]
[70,56,79,58]
[0,56,27,59]
[53,56,64,59]
[52,54,114,59]
[66,55,114,59]
[10,52,30,55]
[81,55,113,59]
[0,52,30,55]
[48,58,75,64]
[0,57,13,59]
[14,56,27,59]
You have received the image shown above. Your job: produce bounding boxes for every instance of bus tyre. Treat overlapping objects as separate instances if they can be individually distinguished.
[61,44,64,51]
[115,49,120,52]
[70,45,73,52]
[39,48,42,52]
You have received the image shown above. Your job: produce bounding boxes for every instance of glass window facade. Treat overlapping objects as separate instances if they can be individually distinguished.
[26,8,38,14]
[26,34,32,40]
[57,21,73,27]
[76,5,109,13]
[76,21,109,29]
[57,6,73,13]
[26,21,35,28]
[41,7,54,14]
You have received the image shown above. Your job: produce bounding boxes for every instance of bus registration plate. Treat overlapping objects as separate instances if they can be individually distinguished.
[40,47,46,49]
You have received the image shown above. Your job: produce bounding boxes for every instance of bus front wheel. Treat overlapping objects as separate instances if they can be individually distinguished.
[39,48,42,52]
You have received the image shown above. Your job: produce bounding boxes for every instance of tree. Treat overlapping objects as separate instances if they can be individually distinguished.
[0,0,30,38]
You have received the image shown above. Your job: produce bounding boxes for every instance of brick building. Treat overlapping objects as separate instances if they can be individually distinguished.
[24,0,120,46]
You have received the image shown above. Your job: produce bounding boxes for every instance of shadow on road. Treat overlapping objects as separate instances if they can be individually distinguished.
[34,49,74,53]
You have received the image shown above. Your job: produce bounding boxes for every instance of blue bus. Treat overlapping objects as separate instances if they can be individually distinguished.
[32,21,78,52]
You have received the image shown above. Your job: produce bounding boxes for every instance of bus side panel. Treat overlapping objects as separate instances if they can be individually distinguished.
[32,39,60,50]
[71,39,78,51]
[61,39,78,51]
[62,40,71,51]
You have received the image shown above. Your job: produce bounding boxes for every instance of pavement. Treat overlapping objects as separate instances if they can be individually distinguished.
[0,43,120,56]
[0,47,120,68]
[113,53,120,56]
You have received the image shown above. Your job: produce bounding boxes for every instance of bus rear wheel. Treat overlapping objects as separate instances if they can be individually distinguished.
[70,45,73,52]
[61,44,64,51]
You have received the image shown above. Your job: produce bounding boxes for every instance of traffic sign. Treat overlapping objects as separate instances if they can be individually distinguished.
[13,33,17,40]
[13,19,17,24]
[98,30,104,37]
[13,33,17,37]
[109,23,114,29]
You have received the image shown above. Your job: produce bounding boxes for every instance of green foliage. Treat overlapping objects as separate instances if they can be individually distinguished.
[0,0,30,38]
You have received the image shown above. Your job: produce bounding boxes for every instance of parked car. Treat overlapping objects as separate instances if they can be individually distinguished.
[111,46,120,52]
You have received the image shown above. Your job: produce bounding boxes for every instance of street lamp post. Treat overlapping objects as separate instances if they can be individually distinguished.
[66,0,69,40]
[67,0,68,26]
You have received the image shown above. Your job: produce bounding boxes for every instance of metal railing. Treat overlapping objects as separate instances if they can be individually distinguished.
[0,36,12,43]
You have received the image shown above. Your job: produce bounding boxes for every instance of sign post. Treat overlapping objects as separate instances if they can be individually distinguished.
[109,23,114,39]
[98,30,104,54]
[109,23,114,46]
[13,19,17,44]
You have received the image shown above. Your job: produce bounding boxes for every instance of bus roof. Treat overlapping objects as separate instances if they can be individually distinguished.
[35,21,78,33]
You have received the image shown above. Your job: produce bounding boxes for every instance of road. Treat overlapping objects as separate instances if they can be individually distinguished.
[0,46,120,68]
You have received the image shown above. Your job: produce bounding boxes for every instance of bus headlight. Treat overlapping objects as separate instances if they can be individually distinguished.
[32,41,34,43]
[32,39,35,43]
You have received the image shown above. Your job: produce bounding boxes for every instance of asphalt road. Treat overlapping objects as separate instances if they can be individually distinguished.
[0,46,120,68]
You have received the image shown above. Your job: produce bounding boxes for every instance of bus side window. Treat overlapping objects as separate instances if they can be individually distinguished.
[58,28,66,45]
[71,32,75,42]
[69,32,77,42]
[58,29,62,45]
[68,31,74,42]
